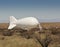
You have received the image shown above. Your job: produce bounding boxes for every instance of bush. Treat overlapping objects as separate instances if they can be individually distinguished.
[3,31,13,36]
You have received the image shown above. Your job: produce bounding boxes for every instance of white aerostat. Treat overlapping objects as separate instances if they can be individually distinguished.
[8,16,42,30]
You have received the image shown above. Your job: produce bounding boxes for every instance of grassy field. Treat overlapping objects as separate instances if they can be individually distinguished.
[0,23,60,47]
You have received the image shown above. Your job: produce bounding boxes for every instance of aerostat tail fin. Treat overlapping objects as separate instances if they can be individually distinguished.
[8,16,17,29]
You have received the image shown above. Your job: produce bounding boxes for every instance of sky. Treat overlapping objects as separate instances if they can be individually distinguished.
[0,0,60,22]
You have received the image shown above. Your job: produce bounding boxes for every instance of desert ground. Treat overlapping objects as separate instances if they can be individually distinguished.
[0,23,60,47]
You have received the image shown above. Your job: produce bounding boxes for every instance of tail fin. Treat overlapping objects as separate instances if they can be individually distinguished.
[8,16,17,29]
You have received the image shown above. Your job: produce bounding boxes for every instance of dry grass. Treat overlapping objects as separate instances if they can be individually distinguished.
[0,23,60,47]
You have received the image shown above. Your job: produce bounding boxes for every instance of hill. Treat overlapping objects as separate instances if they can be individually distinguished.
[0,23,60,47]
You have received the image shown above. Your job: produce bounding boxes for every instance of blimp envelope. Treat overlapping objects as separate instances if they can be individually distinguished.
[8,16,42,30]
